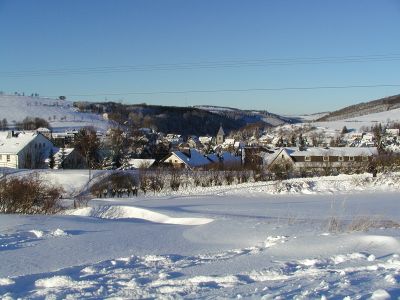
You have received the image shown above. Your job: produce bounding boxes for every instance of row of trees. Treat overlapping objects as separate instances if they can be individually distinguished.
[0,118,8,130]
[89,168,254,198]
[88,153,400,199]
[15,117,50,131]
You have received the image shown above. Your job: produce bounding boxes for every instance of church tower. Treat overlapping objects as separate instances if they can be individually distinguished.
[216,125,225,145]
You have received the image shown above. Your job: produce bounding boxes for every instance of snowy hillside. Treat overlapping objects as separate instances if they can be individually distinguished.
[0,94,111,132]
[317,94,400,122]
[313,107,400,131]
[0,171,400,299]
[293,112,330,122]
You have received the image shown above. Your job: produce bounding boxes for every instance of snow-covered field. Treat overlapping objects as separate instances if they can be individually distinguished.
[1,171,400,299]
[0,94,111,132]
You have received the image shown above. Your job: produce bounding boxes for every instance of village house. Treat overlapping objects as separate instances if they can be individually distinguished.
[165,134,183,145]
[162,148,211,169]
[49,148,87,169]
[264,147,378,173]
[206,151,242,167]
[123,158,156,169]
[0,131,53,169]
[36,127,52,139]
[386,128,400,136]
[199,136,212,145]
[243,146,275,167]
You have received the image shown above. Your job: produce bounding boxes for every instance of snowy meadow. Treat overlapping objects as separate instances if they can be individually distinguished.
[0,171,399,299]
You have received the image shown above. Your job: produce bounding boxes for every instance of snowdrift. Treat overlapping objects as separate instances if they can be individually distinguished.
[66,205,213,226]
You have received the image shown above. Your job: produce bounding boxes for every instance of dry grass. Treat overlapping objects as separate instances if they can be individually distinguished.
[327,215,400,233]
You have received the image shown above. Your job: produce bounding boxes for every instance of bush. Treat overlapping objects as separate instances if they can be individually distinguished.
[224,171,235,185]
[149,171,164,194]
[170,170,181,191]
[90,171,139,198]
[139,171,151,194]
[0,175,63,214]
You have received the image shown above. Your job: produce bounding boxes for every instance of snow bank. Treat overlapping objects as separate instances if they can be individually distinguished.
[29,229,69,238]
[154,172,400,197]
[370,289,391,300]
[35,275,94,289]
[0,278,14,286]
[66,205,213,225]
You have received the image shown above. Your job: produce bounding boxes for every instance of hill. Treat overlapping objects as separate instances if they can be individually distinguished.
[0,94,111,132]
[194,105,297,127]
[0,94,295,136]
[317,94,400,122]
[75,102,295,136]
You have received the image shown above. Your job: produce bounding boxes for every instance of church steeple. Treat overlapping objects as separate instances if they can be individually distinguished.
[216,125,225,145]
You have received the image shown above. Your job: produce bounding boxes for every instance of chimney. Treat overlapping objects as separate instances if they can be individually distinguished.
[7,131,16,138]
[181,147,191,158]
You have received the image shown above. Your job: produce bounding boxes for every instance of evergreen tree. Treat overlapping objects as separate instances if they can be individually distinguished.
[2,118,8,130]
[48,149,55,169]
[299,133,306,150]
[60,147,67,169]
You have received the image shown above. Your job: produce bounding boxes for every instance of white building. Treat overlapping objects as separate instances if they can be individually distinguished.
[0,131,53,169]
[386,128,400,136]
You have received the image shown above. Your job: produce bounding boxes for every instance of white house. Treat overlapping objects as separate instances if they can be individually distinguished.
[199,136,212,145]
[36,127,52,138]
[165,134,183,145]
[124,159,156,169]
[386,128,400,136]
[0,131,53,169]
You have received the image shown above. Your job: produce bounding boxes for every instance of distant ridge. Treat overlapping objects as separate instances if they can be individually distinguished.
[194,105,297,127]
[317,94,400,121]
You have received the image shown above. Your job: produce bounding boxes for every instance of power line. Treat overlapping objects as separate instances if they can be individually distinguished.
[47,83,400,98]
[2,53,400,77]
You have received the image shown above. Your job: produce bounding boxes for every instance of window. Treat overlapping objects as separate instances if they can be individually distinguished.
[304,156,311,162]
[349,156,354,161]
[6,155,10,162]
[338,156,344,162]
[323,156,329,162]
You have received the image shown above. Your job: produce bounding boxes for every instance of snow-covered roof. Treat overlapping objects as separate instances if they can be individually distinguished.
[53,147,75,160]
[170,149,210,168]
[199,136,212,144]
[224,138,235,145]
[206,153,219,163]
[263,148,293,166]
[36,127,51,132]
[0,131,39,154]
[126,159,155,169]
[288,147,378,157]
[220,152,241,164]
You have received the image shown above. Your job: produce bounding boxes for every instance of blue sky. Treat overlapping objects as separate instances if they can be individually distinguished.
[1,0,400,114]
